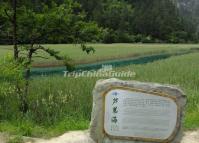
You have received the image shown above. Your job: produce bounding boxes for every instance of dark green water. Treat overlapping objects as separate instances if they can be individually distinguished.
[30,49,199,76]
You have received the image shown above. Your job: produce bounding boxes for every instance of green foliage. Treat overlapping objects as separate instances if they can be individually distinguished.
[93,0,135,43]
[76,22,103,43]
[95,0,134,31]
[141,35,154,43]
[1,52,199,137]
[0,2,12,44]
[16,0,101,44]
[0,0,198,44]
[102,29,118,43]
[0,55,25,120]
[0,58,26,122]
[130,0,187,42]
[80,44,95,54]
[0,0,102,44]
[168,31,188,43]
[0,55,24,82]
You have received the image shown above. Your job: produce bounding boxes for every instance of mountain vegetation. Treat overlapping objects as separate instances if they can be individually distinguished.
[174,0,199,33]
[0,0,198,44]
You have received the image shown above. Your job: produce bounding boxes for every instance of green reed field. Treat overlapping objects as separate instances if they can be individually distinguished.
[1,44,199,66]
[0,52,198,138]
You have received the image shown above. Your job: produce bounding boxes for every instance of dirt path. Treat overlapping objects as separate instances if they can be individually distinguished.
[0,133,8,143]
[181,130,199,143]
[1,130,199,143]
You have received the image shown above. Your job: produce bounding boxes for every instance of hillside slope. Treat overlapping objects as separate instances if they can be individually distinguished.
[174,0,199,32]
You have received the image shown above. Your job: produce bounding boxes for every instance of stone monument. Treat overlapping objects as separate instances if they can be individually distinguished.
[90,78,186,143]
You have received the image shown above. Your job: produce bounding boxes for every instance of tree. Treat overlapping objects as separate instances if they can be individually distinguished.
[1,0,198,43]
[3,0,95,113]
[4,0,19,59]
[128,0,190,42]
[91,0,135,43]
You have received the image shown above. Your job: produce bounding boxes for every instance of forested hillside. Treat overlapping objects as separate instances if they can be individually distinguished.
[174,0,199,33]
[0,0,198,44]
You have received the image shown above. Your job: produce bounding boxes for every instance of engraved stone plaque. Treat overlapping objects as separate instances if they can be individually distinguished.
[104,88,178,141]
[90,78,186,143]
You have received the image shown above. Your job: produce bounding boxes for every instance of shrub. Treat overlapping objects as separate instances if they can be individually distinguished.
[134,34,143,43]
[141,35,154,43]
[168,31,188,43]
[115,31,135,43]
[0,55,24,120]
[77,21,103,43]
[102,29,118,43]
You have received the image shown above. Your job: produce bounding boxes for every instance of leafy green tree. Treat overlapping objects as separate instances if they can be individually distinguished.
[0,3,11,44]
[75,0,104,20]
[16,0,101,44]
[128,0,193,42]
[0,0,198,43]
[2,0,96,113]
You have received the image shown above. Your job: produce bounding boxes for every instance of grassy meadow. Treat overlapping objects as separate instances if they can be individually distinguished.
[0,49,199,138]
[0,44,199,66]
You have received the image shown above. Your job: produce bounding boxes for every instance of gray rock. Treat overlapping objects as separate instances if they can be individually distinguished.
[90,78,186,143]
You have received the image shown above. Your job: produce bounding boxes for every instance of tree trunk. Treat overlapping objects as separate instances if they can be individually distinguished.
[13,0,18,60]
[21,68,30,114]
[21,45,34,113]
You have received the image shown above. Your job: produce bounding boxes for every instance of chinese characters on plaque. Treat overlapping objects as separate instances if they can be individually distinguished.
[104,89,178,140]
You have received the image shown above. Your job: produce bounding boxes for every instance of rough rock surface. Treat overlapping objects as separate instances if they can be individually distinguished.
[23,130,199,143]
[2,130,199,143]
[90,78,187,143]
[27,130,95,143]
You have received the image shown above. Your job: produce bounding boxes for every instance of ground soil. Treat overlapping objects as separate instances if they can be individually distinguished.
[1,130,199,143]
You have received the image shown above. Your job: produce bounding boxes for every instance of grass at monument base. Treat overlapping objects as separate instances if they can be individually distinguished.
[0,52,199,138]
